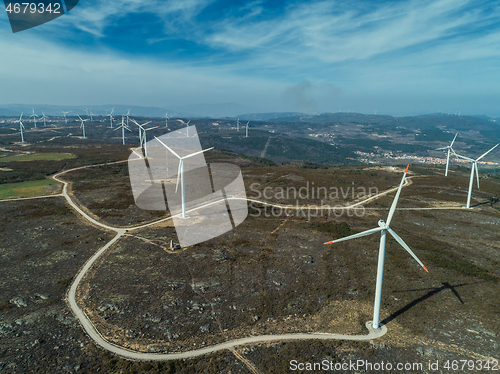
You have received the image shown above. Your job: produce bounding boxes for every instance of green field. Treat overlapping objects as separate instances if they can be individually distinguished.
[0,153,76,162]
[0,179,60,198]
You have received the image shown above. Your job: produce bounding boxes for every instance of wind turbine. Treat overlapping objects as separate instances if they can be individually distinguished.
[15,113,25,143]
[78,115,89,139]
[88,109,94,122]
[185,119,191,137]
[29,108,38,128]
[126,109,131,127]
[130,119,157,157]
[452,144,499,208]
[114,115,132,145]
[165,112,169,129]
[41,112,48,127]
[324,165,428,330]
[236,118,240,132]
[154,136,213,218]
[435,132,458,176]
[245,121,249,138]
[108,113,114,128]
[62,110,71,124]
[130,119,151,146]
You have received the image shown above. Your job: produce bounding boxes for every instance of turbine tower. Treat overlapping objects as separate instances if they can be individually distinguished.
[126,109,131,127]
[453,144,499,208]
[77,115,89,139]
[185,119,191,137]
[324,165,428,330]
[62,110,71,124]
[114,115,132,145]
[29,108,38,128]
[88,109,94,122]
[435,132,458,176]
[15,113,25,143]
[236,118,240,132]
[154,136,213,218]
[165,112,169,129]
[245,121,249,138]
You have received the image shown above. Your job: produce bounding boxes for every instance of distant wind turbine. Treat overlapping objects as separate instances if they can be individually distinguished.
[62,110,71,124]
[236,118,240,132]
[245,121,249,138]
[453,144,500,208]
[165,112,169,129]
[41,112,48,127]
[77,115,89,139]
[435,132,458,176]
[88,109,94,122]
[114,115,132,145]
[185,119,191,137]
[130,119,151,147]
[155,136,213,218]
[324,165,428,330]
[29,108,38,128]
[15,113,25,143]
[130,119,157,157]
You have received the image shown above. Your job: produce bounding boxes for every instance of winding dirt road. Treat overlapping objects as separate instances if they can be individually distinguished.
[2,161,468,362]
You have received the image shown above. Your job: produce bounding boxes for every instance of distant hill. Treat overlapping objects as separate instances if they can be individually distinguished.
[0,103,254,119]
[233,112,308,121]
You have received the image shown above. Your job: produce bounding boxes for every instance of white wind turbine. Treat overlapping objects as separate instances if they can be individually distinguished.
[185,119,191,137]
[62,110,71,124]
[324,165,428,330]
[435,132,458,176]
[41,112,48,127]
[88,109,94,122]
[236,118,240,131]
[452,144,499,209]
[245,121,249,138]
[78,115,89,139]
[29,108,38,128]
[108,112,114,128]
[126,109,130,127]
[154,136,213,218]
[114,115,132,145]
[130,119,151,146]
[165,112,169,129]
[15,113,25,143]
[130,119,157,158]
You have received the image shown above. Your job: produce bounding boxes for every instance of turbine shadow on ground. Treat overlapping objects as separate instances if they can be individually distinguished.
[380,281,485,326]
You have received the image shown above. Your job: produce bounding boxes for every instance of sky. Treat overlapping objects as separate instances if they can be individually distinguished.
[1,0,500,117]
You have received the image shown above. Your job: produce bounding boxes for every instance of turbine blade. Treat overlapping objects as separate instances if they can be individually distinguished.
[475,162,480,189]
[435,146,448,151]
[476,143,499,161]
[324,226,383,245]
[453,152,474,162]
[386,164,408,226]
[182,147,214,159]
[154,136,182,159]
[450,132,458,147]
[387,228,428,272]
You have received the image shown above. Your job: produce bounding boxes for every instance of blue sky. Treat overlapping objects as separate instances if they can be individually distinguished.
[1,0,500,116]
